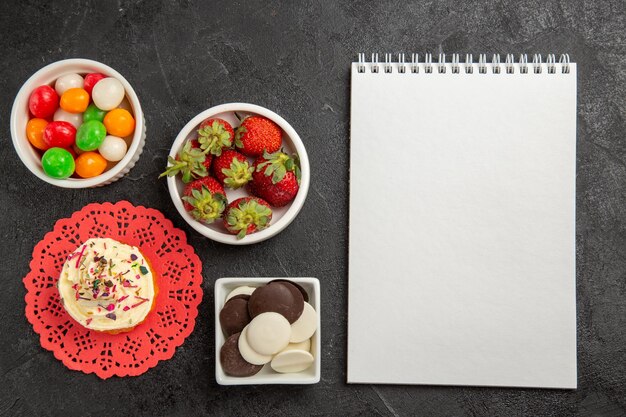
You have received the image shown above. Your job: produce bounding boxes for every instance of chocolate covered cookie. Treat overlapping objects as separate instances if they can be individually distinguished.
[248,281,304,323]
[269,279,309,302]
[220,332,263,377]
[219,297,251,337]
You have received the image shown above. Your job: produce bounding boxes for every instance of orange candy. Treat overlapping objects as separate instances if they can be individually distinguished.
[103,108,135,137]
[60,88,90,113]
[26,118,49,150]
[75,151,107,178]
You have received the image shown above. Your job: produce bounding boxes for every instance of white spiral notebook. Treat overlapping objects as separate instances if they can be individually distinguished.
[347,53,577,388]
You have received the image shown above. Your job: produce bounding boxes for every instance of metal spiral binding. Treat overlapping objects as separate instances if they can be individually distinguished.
[451,54,460,74]
[546,54,555,73]
[356,53,572,74]
[560,54,570,73]
[519,54,529,74]
[398,53,406,73]
[384,53,393,73]
[411,53,419,73]
[478,54,487,74]
[492,54,501,74]
[371,53,379,73]
[438,53,446,73]
[533,54,542,73]
[465,54,473,74]
[505,54,515,74]
[357,53,366,73]
[424,53,433,73]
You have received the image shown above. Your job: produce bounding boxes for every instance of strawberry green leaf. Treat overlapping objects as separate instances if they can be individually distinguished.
[256,161,270,171]
[272,165,287,184]
[294,165,301,184]
[198,122,232,156]
[225,199,272,239]
[257,150,299,184]
[264,164,275,177]
[234,125,247,148]
[182,185,226,224]
[159,140,208,182]
[222,159,252,189]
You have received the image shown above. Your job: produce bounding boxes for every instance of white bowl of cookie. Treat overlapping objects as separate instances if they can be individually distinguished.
[214,277,320,385]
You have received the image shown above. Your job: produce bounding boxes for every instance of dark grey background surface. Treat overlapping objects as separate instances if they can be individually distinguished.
[1,1,625,416]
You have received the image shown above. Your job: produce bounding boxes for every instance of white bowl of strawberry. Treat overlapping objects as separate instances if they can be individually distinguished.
[163,103,310,245]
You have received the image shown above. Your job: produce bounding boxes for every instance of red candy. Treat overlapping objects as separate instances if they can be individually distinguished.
[83,73,107,95]
[28,85,59,118]
[43,121,77,148]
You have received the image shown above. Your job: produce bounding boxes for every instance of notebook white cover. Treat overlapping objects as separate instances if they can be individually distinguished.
[347,58,577,388]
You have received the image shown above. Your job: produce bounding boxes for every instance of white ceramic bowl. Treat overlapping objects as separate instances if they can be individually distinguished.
[215,277,321,385]
[10,58,146,188]
[166,103,310,245]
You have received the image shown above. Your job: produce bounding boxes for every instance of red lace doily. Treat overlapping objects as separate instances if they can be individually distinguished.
[24,201,203,379]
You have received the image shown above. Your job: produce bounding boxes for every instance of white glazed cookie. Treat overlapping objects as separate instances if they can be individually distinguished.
[238,326,273,365]
[280,338,311,353]
[289,302,317,343]
[225,285,256,302]
[270,349,314,373]
[246,312,291,355]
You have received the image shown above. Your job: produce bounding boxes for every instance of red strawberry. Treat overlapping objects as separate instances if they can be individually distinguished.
[197,118,234,156]
[223,197,272,239]
[182,177,227,224]
[212,149,253,189]
[234,116,282,157]
[159,139,212,183]
[251,150,301,207]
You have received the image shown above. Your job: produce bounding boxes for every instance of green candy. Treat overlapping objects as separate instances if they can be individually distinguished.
[42,148,75,179]
[82,104,107,123]
[76,120,106,151]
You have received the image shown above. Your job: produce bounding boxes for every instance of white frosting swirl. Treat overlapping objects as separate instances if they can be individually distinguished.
[58,238,156,332]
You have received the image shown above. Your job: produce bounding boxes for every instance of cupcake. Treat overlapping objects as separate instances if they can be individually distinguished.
[57,238,157,333]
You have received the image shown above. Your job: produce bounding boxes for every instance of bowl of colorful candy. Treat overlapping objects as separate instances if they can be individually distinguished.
[10,59,145,188]
[163,103,310,245]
